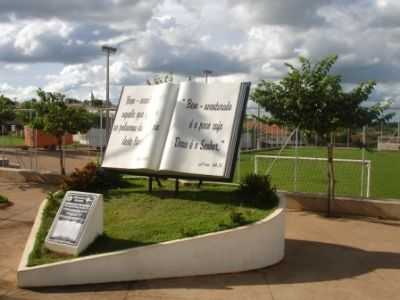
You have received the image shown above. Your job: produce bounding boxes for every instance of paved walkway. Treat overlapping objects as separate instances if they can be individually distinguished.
[1,180,400,300]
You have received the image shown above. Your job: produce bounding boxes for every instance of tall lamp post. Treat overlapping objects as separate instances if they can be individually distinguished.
[203,69,213,84]
[101,45,117,143]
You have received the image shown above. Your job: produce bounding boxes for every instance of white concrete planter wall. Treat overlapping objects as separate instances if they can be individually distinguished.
[18,195,286,287]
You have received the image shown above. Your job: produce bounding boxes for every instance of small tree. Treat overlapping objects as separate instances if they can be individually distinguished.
[0,95,16,131]
[252,55,390,216]
[32,89,96,175]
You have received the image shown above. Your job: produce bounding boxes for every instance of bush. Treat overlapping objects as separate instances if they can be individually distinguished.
[180,227,199,238]
[238,174,278,208]
[62,161,124,192]
[0,194,9,204]
[229,210,248,226]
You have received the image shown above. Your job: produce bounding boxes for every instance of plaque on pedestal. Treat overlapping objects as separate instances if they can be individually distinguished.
[45,191,103,256]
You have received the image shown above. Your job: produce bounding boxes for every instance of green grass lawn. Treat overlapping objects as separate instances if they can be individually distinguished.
[234,147,400,200]
[0,135,24,147]
[28,177,277,266]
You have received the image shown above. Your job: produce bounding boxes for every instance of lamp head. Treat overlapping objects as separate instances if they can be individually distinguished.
[101,45,117,54]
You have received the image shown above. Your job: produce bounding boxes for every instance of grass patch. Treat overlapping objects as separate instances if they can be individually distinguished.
[0,135,24,147]
[0,194,9,204]
[234,147,400,200]
[28,177,278,266]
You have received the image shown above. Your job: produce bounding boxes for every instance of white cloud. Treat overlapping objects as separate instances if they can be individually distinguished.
[1,0,400,107]
[43,61,149,101]
[3,64,29,71]
[0,0,157,29]
[0,83,37,100]
[0,19,117,63]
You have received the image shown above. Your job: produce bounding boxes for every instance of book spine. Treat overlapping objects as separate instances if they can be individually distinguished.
[225,82,251,180]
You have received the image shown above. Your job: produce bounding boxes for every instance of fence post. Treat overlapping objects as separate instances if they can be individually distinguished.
[237,150,241,182]
[294,127,299,192]
[254,156,258,175]
[100,109,103,163]
[360,126,366,198]
[256,104,260,150]
[366,161,371,198]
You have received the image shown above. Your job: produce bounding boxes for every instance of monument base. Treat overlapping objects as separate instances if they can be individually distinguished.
[18,195,285,288]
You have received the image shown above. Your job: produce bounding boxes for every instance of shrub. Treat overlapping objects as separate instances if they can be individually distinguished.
[180,227,199,238]
[229,210,248,226]
[61,161,123,192]
[0,194,9,204]
[238,174,278,208]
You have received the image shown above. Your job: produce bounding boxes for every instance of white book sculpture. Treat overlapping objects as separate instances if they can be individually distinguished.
[102,81,250,181]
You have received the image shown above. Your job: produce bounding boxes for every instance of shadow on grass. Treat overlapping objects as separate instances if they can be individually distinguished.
[133,189,276,210]
[102,177,278,210]
[83,234,153,255]
[25,238,400,294]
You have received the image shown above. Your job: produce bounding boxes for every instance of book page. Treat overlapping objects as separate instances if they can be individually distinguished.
[102,83,178,170]
[159,82,244,177]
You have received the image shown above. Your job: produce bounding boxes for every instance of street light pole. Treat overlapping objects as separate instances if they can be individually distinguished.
[101,45,117,143]
[203,69,213,84]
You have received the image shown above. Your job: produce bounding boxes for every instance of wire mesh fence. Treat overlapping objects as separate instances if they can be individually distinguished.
[234,122,400,200]
[1,102,400,200]
[253,155,370,198]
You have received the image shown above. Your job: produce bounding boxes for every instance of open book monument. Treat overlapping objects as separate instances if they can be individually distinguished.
[102,81,250,181]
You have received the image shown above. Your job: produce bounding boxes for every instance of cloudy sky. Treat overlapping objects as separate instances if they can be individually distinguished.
[0,0,399,109]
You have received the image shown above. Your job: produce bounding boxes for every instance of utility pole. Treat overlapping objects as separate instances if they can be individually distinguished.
[101,45,117,143]
[203,69,213,84]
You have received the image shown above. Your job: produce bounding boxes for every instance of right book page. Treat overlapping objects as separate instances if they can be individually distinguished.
[159,81,250,179]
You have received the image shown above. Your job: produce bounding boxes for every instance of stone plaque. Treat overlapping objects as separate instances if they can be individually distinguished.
[45,191,103,256]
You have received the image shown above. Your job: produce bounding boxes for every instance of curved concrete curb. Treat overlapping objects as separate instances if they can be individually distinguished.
[18,195,286,287]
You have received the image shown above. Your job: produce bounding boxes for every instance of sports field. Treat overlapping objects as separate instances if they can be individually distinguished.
[234,147,400,200]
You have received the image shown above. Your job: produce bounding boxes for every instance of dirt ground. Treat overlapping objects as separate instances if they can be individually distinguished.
[1,179,400,300]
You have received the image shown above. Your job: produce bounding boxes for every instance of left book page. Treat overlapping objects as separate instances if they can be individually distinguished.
[102,83,179,171]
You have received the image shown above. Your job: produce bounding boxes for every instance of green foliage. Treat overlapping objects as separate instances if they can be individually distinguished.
[239,174,278,208]
[31,89,96,138]
[28,192,63,265]
[0,95,16,126]
[229,210,248,226]
[29,88,96,174]
[251,55,391,215]
[61,161,124,192]
[0,194,9,204]
[180,227,200,238]
[15,99,37,125]
[28,178,277,266]
[251,55,391,139]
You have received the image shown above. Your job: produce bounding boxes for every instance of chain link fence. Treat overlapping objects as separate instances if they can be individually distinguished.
[2,102,400,200]
[236,112,400,200]
[0,109,113,174]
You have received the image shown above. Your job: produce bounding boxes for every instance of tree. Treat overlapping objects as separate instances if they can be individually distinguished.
[16,98,37,125]
[251,55,390,216]
[32,89,96,175]
[0,95,16,129]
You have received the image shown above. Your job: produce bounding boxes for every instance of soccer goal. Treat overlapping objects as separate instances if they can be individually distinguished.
[254,155,371,198]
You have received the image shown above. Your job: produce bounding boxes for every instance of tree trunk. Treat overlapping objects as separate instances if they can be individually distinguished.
[327,140,336,217]
[57,136,65,176]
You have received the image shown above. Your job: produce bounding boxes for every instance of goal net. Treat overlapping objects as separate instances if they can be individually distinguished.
[254,155,371,198]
